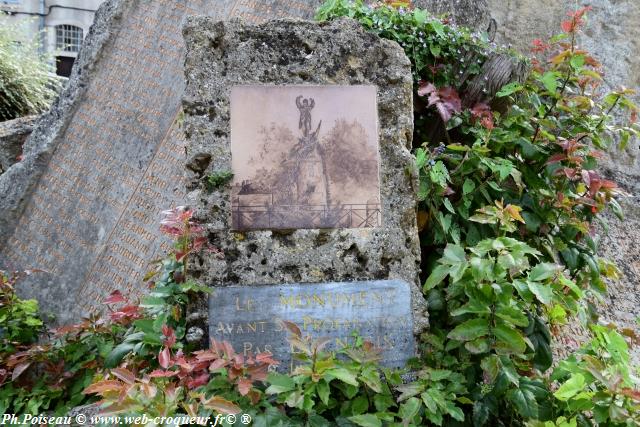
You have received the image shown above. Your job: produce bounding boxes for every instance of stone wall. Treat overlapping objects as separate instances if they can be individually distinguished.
[0,116,38,175]
[489,0,640,364]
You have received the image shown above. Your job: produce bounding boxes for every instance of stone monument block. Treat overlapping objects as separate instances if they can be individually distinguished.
[208,280,414,370]
[181,18,428,339]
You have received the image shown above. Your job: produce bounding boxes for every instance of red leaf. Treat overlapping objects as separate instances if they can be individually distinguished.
[209,359,227,371]
[237,378,252,396]
[561,20,573,33]
[162,325,176,348]
[417,81,436,97]
[109,305,142,323]
[187,373,210,390]
[149,369,178,378]
[159,348,172,369]
[256,352,279,366]
[11,362,31,381]
[281,321,302,338]
[111,368,136,385]
[83,380,124,395]
[104,290,126,305]
[600,180,617,190]
[200,396,241,415]
[546,153,567,165]
[531,38,550,53]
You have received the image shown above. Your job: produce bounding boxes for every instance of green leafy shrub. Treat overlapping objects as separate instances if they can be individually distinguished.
[319,1,640,425]
[0,270,44,354]
[0,14,62,121]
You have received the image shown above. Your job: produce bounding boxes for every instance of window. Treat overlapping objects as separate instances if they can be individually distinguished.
[55,25,83,52]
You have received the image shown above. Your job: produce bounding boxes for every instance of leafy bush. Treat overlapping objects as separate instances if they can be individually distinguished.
[318,0,640,425]
[0,13,62,121]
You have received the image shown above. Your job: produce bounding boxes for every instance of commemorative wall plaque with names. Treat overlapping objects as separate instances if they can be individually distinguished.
[0,0,327,325]
[208,280,415,370]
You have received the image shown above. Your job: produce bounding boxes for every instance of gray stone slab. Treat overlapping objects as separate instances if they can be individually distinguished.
[208,280,414,370]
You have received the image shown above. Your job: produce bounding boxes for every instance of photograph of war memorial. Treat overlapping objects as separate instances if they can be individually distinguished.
[230,85,381,230]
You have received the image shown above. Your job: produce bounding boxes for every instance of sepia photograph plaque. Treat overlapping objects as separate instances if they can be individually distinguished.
[230,85,381,230]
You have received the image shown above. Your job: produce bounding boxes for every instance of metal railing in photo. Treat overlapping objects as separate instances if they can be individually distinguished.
[231,202,381,229]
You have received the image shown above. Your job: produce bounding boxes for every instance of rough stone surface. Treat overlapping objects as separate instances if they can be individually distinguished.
[489,0,640,365]
[415,0,491,30]
[182,18,428,337]
[0,116,38,175]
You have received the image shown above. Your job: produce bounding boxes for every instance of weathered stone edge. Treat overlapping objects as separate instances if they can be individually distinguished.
[0,0,129,242]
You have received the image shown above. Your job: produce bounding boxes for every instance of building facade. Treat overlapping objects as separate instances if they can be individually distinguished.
[0,0,105,76]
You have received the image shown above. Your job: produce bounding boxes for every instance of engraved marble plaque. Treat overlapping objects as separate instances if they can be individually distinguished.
[230,85,381,231]
[208,280,415,370]
[0,0,326,325]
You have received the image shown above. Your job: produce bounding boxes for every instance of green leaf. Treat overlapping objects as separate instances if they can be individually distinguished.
[463,179,476,195]
[413,9,428,25]
[399,397,421,423]
[359,367,382,393]
[308,414,331,427]
[317,380,330,405]
[527,282,554,305]
[496,305,529,327]
[444,401,465,421]
[493,323,527,354]
[473,400,490,426]
[429,161,450,188]
[326,368,359,386]
[348,414,381,427]
[423,265,450,291]
[266,373,296,394]
[443,244,466,264]
[570,54,585,69]
[554,373,585,401]
[448,318,490,342]
[351,395,370,416]
[465,337,490,354]
[429,20,445,38]
[415,148,427,169]
[529,263,558,281]
[496,82,524,97]
[443,198,455,214]
[541,71,559,93]
[507,388,538,419]
[105,342,136,368]
[480,355,500,383]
